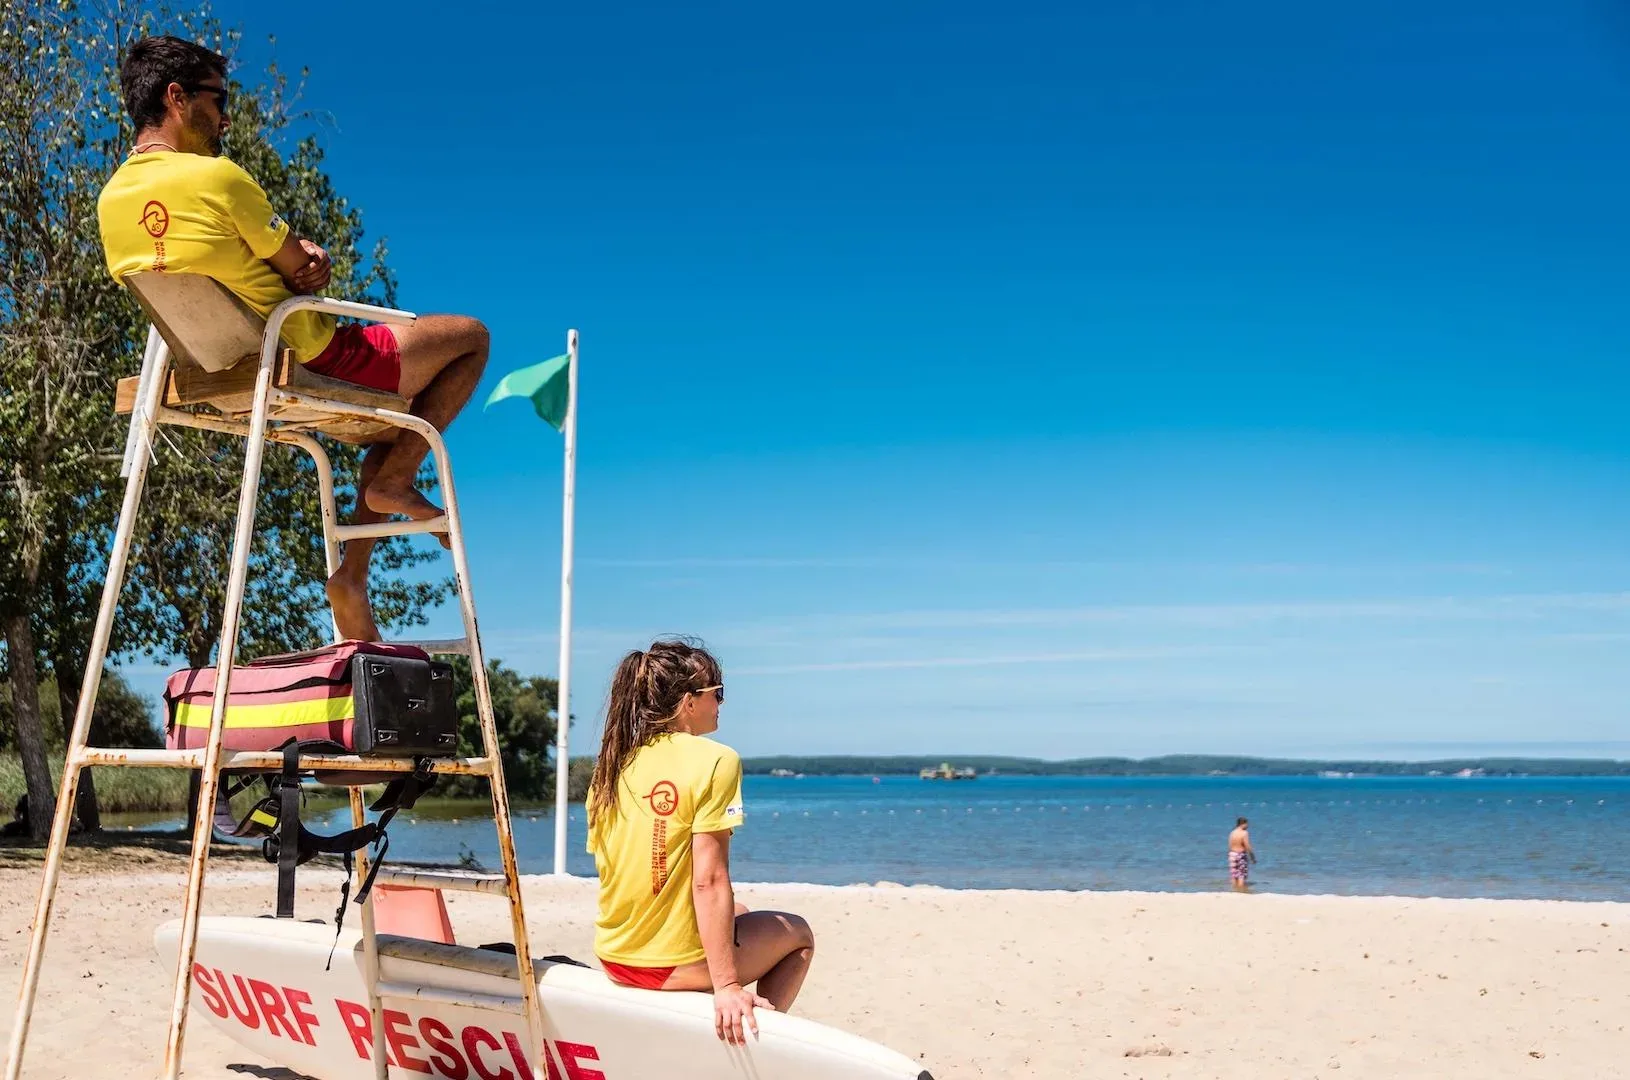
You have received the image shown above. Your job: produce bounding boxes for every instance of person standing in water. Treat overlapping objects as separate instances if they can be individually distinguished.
[1228,817,1257,891]
[586,638,815,1045]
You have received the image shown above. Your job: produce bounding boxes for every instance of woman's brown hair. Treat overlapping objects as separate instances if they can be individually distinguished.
[588,637,723,823]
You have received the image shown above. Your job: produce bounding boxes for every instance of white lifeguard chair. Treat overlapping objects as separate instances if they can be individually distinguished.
[3,278,556,1080]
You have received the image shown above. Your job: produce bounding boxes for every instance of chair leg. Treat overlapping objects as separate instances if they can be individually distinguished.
[424,425,549,1078]
[349,786,391,1080]
[3,334,172,1080]
[283,432,343,640]
[159,349,279,1080]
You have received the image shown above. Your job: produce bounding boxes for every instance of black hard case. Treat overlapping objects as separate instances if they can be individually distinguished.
[349,652,459,756]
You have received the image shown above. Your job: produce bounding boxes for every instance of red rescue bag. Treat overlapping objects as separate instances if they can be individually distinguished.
[163,640,457,757]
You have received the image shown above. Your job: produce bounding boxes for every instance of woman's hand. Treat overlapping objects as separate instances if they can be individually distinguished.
[714,982,774,1044]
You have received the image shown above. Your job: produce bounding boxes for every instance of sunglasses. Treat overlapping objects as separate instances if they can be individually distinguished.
[691,684,725,704]
[184,83,230,111]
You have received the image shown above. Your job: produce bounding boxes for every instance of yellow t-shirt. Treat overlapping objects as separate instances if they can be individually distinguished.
[586,732,745,967]
[97,152,337,362]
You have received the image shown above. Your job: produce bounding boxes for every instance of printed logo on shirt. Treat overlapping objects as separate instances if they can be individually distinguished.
[724,805,741,818]
[644,780,679,818]
[650,816,669,894]
[268,212,284,231]
[141,200,169,238]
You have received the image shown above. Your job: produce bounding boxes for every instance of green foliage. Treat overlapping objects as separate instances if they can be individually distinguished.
[0,0,143,834]
[0,668,159,751]
[440,657,562,802]
[567,755,595,802]
[0,1,452,832]
[0,668,160,751]
[0,666,180,815]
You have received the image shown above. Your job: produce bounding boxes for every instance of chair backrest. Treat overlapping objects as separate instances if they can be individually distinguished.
[372,884,455,945]
[125,272,268,374]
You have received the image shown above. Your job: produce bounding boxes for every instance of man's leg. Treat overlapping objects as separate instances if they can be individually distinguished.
[325,441,390,642]
[364,315,490,522]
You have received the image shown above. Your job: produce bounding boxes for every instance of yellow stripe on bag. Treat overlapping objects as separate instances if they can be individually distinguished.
[173,694,355,730]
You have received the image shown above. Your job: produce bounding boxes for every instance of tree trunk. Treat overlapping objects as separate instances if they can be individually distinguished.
[3,613,57,841]
[48,560,98,832]
[186,770,202,837]
[57,675,99,833]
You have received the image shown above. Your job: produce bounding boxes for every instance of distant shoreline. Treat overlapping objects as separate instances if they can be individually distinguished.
[741,754,1630,778]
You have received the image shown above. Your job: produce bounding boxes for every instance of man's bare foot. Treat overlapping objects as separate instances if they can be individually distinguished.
[365,482,442,521]
[364,483,452,548]
[326,571,381,642]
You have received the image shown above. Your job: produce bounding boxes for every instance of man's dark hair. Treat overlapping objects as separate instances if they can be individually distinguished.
[1236,817,1248,826]
[119,35,227,130]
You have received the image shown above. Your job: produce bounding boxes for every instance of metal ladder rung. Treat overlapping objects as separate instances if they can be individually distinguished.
[334,515,448,542]
[392,637,471,656]
[227,752,493,776]
[373,867,509,895]
[77,747,202,768]
[375,981,523,1014]
[75,746,494,776]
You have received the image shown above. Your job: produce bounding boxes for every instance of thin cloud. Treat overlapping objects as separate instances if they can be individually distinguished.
[733,645,1236,675]
[470,592,1630,667]
[582,555,1518,576]
[725,591,1630,636]
[584,556,885,569]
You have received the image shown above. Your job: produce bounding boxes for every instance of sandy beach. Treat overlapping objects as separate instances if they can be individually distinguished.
[0,851,1623,1079]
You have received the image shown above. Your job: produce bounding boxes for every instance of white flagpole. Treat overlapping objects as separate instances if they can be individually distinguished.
[553,329,579,875]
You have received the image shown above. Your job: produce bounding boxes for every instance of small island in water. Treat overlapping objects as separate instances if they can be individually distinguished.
[918,762,979,781]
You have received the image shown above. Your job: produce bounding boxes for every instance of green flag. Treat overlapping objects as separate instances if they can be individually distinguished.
[484,353,570,431]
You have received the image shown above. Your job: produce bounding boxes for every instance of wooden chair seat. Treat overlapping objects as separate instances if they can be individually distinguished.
[115,349,408,443]
[114,272,409,444]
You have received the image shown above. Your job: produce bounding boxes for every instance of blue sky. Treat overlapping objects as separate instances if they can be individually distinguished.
[135,0,1630,759]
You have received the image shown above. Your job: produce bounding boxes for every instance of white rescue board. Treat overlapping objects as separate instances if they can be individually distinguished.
[155,916,932,1080]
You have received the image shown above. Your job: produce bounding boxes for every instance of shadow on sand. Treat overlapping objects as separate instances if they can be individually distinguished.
[0,828,262,871]
[226,1065,317,1080]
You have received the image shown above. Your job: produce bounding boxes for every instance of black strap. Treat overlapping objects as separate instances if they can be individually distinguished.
[211,774,256,835]
[326,851,355,971]
[351,758,432,907]
[297,820,378,856]
[274,742,301,918]
[263,747,435,927]
[323,758,433,967]
[370,757,437,817]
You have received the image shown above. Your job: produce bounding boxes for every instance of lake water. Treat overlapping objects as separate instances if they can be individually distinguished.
[263,774,1630,901]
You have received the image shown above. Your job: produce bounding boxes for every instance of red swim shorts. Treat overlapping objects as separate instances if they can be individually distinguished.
[304,323,402,394]
[599,960,676,990]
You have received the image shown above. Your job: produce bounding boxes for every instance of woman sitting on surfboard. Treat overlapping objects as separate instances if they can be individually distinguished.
[586,638,816,1045]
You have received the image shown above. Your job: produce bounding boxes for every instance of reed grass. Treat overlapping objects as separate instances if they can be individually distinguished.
[0,753,193,814]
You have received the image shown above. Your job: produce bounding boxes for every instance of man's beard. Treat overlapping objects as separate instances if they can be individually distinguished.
[191,115,223,157]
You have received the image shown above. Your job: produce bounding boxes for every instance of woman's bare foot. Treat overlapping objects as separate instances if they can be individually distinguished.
[326,571,381,642]
[364,483,452,548]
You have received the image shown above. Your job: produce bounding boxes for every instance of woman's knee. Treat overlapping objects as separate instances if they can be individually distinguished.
[781,912,814,951]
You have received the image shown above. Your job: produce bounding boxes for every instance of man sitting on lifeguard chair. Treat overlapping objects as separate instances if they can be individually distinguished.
[96,35,485,642]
